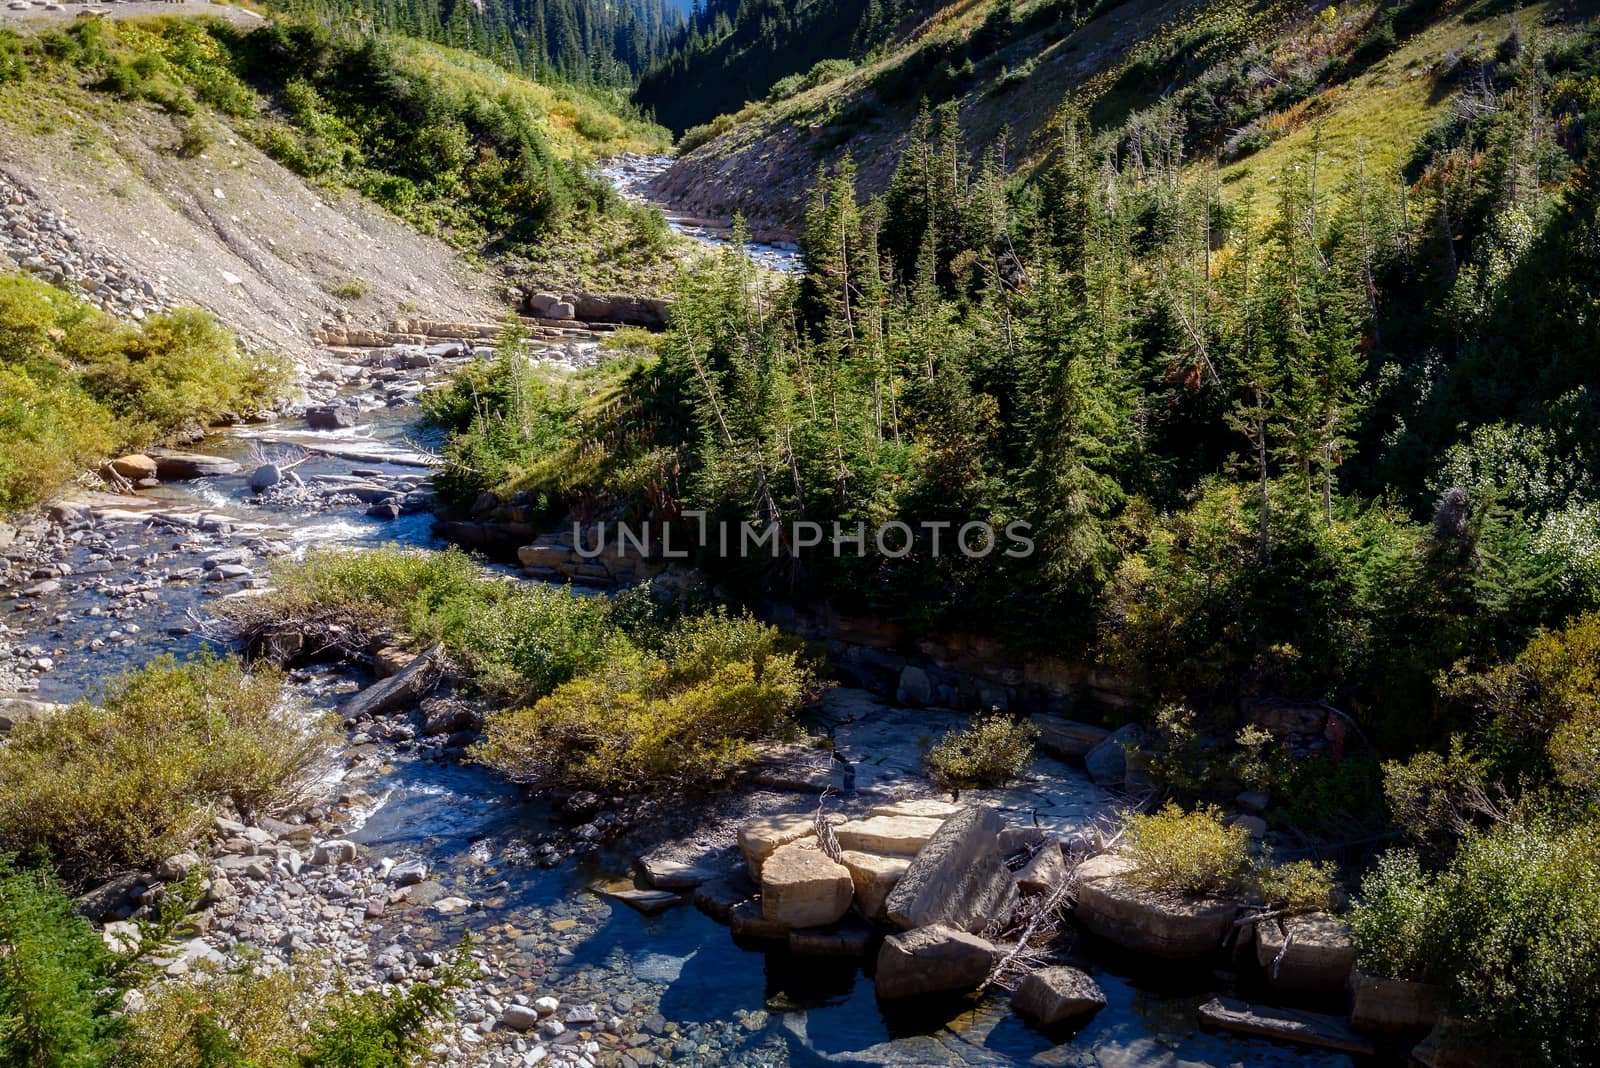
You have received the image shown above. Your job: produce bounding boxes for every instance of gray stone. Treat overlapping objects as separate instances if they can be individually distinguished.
[604,888,683,915]
[147,450,243,479]
[311,839,359,866]
[761,839,853,928]
[1011,966,1106,1027]
[338,643,442,719]
[249,464,282,492]
[501,1004,542,1031]
[1349,972,1445,1035]
[874,924,995,1000]
[1014,843,1069,894]
[885,805,1017,933]
[895,665,932,706]
[1083,723,1142,787]
[306,405,358,430]
[1028,715,1111,758]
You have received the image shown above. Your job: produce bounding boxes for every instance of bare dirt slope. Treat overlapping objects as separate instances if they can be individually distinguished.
[1,83,502,360]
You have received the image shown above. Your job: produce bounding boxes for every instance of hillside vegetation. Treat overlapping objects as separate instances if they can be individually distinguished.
[649,0,1598,231]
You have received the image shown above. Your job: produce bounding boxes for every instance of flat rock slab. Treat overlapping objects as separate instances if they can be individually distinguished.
[1074,854,1236,959]
[738,814,817,880]
[147,450,243,480]
[1011,966,1107,1027]
[762,839,854,928]
[1198,996,1376,1055]
[638,855,717,890]
[693,877,753,924]
[833,815,946,856]
[869,798,965,820]
[840,850,911,921]
[875,923,995,1000]
[885,805,1017,933]
[604,888,683,915]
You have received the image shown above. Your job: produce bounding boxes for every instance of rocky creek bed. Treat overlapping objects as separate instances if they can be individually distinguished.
[0,182,1376,1068]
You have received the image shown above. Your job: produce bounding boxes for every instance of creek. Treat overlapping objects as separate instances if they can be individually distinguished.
[0,177,1358,1067]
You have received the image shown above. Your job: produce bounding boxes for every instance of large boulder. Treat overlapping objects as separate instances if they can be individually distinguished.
[1349,972,1445,1035]
[839,850,910,920]
[1074,854,1237,959]
[833,815,945,856]
[885,805,1017,933]
[1027,715,1111,759]
[110,453,158,480]
[306,405,358,430]
[761,840,854,928]
[147,450,242,480]
[1083,723,1142,787]
[569,291,671,328]
[895,665,933,706]
[738,814,816,880]
[1255,912,1356,993]
[1011,966,1107,1027]
[875,924,995,1000]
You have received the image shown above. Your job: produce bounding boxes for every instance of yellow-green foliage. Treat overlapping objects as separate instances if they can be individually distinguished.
[0,272,282,511]
[925,709,1039,788]
[1256,858,1340,914]
[121,961,310,1068]
[473,610,810,791]
[386,37,669,160]
[0,655,330,880]
[1122,802,1252,896]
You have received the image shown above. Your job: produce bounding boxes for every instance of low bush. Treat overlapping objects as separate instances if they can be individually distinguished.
[0,654,330,881]
[924,710,1038,788]
[1350,821,1600,1067]
[472,610,810,791]
[1255,858,1339,914]
[1120,803,1252,896]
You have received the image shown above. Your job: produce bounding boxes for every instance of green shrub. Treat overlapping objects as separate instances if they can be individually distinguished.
[0,856,129,1066]
[0,654,331,880]
[328,277,371,301]
[1350,822,1600,1066]
[175,116,211,158]
[123,942,471,1068]
[1348,848,1438,980]
[1255,859,1339,914]
[472,610,810,791]
[1121,803,1252,896]
[925,710,1038,788]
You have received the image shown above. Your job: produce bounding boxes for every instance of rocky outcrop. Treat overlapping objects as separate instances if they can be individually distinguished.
[1011,967,1106,1027]
[874,924,995,1000]
[1028,715,1111,758]
[885,805,1017,933]
[1083,724,1142,788]
[1074,855,1237,959]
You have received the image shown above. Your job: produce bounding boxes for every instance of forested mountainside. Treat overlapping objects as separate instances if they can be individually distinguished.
[283,0,684,86]
[633,0,935,132]
[649,0,1600,229]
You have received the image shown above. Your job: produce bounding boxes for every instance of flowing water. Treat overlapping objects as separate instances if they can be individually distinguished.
[0,183,1362,1066]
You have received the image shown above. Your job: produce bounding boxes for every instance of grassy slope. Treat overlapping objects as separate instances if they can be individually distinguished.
[654,0,1595,231]
[387,37,670,161]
